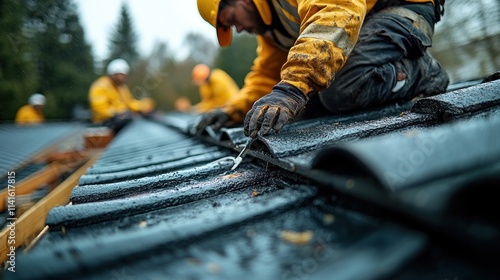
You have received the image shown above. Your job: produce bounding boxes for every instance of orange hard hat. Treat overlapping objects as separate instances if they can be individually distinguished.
[192,64,211,85]
[196,0,271,47]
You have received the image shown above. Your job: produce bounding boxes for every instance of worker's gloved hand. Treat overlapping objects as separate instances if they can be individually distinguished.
[244,82,309,138]
[194,109,232,135]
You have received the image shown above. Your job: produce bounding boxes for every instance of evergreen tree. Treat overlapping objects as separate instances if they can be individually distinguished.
[105,3,139,69]
[0,0,38,121]
[24,0,95,120]
[183,32,217,65]
[127,43,179,111]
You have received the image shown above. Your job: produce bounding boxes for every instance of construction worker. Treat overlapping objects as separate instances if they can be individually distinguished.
[195,0,449,138]
[15,93,46,125]
[191,64,239,113]
[174,96,192,112]
[89,58,155,133]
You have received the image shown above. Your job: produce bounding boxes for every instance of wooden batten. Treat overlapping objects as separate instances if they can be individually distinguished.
[0,163,69,212]
[0,153,100,263]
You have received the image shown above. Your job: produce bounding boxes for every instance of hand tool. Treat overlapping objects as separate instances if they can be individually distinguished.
[231,138,255,170]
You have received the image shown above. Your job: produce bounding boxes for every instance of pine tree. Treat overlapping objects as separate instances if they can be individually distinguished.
[24,0,95,120]
[105,3,139,69]
[0,0,38,121]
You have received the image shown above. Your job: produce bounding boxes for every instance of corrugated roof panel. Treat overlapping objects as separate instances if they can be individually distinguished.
[11,78,500,279]
[412,79,500,117]
[312,113,500,191]
[20,181,403,280]
[52,167,274,227]
[0,123,84,179]
[252,112,434,159]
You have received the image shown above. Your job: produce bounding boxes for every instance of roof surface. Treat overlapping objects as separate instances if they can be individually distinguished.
[0,123,85,186]
[12,78,500,280]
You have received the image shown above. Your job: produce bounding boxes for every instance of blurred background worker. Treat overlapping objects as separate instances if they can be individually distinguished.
[89,58,156,133]
[174,96,193,112]
[15,93,46,125]
[191,64,239,113]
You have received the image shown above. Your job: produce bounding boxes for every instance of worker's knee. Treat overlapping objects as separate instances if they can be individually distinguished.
[319,63,398,113]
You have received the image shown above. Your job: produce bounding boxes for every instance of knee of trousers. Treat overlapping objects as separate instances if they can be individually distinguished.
[319,64,398,113]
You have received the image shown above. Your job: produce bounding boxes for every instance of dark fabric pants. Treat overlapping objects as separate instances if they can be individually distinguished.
[313,6,442,115]
[102,111,133,134]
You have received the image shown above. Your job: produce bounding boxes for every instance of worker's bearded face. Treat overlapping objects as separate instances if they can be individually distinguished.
[218,0,268,35]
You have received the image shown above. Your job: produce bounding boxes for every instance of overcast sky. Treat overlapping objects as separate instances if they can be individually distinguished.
[73,0,216,61]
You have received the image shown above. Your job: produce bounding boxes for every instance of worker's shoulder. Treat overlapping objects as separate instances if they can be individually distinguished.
[211,68,234,79]
[89,76,112,90]
[16,104,31,114]
[211,68,228,75]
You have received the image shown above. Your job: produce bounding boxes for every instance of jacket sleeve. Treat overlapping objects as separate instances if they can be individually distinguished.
[209,69,239,106]
[193,84,212,113]
[89,84,116,121]
[119,86,143,113]
[281,0,366,95]
[221,0,367,122]
[195,69,239,113]
[222,35,288,122]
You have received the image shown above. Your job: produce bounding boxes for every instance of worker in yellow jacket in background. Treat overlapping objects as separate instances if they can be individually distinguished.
[89,58,155,133]
[191,64,239,113]
[195,0,449,137]
[15,93,46,125]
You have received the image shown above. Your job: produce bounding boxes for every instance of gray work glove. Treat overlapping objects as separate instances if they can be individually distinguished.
[194,109,233,135]
[244,82,309,138]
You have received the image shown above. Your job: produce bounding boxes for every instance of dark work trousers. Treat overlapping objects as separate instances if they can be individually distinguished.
[303,6,448,118]
[102,111,133,134]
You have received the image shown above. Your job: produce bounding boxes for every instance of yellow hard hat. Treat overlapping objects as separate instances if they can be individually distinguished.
[192,64,211,85]
[197,0,272,47]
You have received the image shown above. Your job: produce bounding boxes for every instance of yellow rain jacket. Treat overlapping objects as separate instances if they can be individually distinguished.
[194,69,239,113]
[221,0,436,122]
[15,105,45,125]
[89,76,154,123]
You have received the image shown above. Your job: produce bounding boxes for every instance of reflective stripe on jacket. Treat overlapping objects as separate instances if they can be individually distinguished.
[15,105,45,124]
[89,76,143,123]
[223,0,435,121]
[194,69,239,113]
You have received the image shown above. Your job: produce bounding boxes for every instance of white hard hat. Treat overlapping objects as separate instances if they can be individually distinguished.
[107,58,130,75]
[29,93,46,106]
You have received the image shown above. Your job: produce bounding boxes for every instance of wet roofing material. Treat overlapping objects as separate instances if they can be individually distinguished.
[13,78,500,279]
[0,123,84,182]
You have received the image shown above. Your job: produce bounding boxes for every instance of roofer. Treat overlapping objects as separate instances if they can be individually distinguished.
[89,58,155,133]
[195,0,449,138]
[191,64,239,113]
[15,93,46,125]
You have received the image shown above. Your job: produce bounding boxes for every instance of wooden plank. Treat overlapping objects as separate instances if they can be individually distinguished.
[0,163,69,212]
[29,131,84,164]
[46,150,90,163]
[0,152,100,263]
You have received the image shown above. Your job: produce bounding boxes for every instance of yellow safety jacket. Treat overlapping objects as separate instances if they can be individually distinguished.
[194,69,239,113]
[89,76,151,123]
[222,0,435,122]
[15,105,45,125]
